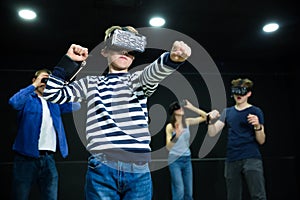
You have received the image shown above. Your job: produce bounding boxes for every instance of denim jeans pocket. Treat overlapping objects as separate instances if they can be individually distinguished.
[88,155,104,169]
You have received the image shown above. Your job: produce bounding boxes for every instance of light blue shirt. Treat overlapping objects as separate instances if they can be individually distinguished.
[169,126,191,157]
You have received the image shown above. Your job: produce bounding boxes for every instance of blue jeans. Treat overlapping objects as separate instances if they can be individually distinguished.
[85,153,152,200]
[11,153,58,200]
[168,154,193,200]
[225,158,267,200]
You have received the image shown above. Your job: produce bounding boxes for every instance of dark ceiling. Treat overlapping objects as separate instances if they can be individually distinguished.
[1,0,299,70]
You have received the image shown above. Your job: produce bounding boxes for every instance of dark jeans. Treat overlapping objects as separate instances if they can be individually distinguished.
[85,153,152,200]
[225,158,267,200]
[11,153,58,200]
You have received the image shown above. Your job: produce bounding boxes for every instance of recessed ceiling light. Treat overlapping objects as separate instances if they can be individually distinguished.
[263,23,279,33]
[149,17,165,27]
[18,9,37,20]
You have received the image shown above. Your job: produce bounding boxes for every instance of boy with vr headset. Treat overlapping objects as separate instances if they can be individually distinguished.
[43,25,191,199]
[207,78,267,200]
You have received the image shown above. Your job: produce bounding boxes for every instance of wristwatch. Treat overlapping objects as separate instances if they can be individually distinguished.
[254,125,262,131]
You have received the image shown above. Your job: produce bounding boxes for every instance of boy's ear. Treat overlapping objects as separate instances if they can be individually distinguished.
[247,91,252,97]
[101,48,108,57]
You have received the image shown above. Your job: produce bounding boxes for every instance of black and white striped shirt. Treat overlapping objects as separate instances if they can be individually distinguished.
[43,52,183,161]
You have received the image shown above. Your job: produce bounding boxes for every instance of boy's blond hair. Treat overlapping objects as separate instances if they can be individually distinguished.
[104,26,139,41]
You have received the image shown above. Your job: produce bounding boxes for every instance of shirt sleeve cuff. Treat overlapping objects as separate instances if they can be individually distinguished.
[52,55,82,81]
[162,52,186,69]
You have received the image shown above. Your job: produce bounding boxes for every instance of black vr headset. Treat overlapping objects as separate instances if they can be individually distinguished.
[105,28,147,54]
[231,86,249,96]
[168,100,187,115]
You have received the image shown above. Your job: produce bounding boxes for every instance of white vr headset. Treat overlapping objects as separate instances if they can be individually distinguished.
[106,29,147,53]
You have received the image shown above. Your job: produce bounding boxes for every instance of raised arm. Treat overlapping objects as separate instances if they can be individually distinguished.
[184,99,208,126]
[139,41,191,96]
[43,44,89,104]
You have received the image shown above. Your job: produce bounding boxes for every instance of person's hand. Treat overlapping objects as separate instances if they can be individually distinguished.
[183,99,192,108]
[170,41,191,62]
[32,74,49,88]
[247,114,260,127]
[66,44,89,62]
[208,110,220,120]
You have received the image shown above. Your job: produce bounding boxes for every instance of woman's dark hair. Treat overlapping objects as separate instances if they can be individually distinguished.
[168,101,187,128]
